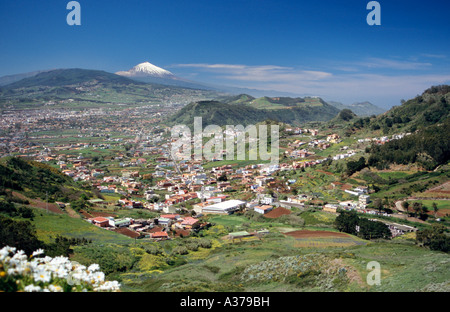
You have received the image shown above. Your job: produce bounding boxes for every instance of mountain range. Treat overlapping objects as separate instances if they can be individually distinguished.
[0,61,385,117]
[0,68,219,109]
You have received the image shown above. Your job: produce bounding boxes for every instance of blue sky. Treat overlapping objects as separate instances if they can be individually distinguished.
[0,0,449,108]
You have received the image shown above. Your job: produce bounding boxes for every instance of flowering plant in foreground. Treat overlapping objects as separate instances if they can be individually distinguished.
[0,246,120,292]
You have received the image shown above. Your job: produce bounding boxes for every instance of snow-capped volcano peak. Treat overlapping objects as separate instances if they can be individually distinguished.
[116,62,174,78]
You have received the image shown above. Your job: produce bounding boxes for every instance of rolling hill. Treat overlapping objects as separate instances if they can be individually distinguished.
[365,85,450,134]
[0,156,88,203]
[167,97,340,128]
[0,68,220,109]
[1,68,139,89]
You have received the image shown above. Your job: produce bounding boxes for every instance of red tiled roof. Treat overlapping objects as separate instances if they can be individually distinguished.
[90,216,109,223]
[160,214,180,219]
[151,232,168,238]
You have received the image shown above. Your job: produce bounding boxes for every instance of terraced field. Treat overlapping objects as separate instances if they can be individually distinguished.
[284,230,367,248]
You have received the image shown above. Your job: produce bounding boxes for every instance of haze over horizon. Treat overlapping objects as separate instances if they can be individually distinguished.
[1,0,449,109]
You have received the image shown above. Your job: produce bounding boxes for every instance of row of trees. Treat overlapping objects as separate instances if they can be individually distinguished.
[401,201,439,220]
[334,210,391,240]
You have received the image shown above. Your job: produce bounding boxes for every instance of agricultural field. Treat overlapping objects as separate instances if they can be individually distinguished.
[30,207,133,244]
[283,230,367,248]
[114,228,450,292]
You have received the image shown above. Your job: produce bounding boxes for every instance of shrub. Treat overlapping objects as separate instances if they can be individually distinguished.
[172,246,188,255]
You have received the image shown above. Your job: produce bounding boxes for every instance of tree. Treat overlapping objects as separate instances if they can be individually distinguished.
[382,197,390,211]
[346,157,366,176]
[401,201,410,213]
[432,202,438,218]
[338,109,355,121]
[0,216,44,255]
[373,198,383,212]
[416,224,450,253]
[217,173,227,182]
[412,202,422,217]
[358,218,391,240]
[335,210,391,240]
[334,210,359,235]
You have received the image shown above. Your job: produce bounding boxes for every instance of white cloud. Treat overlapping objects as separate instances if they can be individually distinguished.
[420,53,447,59]
[172,63,332,82]
[171,61,450,108]
[353,57,432,70]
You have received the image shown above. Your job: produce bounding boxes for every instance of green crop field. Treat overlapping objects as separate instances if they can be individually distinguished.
[31,207,132,244]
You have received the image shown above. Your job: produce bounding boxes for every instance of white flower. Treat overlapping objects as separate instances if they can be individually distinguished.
[94,280,121,292]
[89,271,105,286]
[0,248,11,261]
[12,250,27,262]
[24,284,42,292]
[33,268,52,283]
[47,284,63,292]
[87,264,100,272]
[32,249,45,257]
[1,246,120,292]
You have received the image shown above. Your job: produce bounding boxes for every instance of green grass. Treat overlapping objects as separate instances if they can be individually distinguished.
[300,211,337,226]
[31,207,132,244]
[116,229,450,292]
[414,199,450,210]
[375,171,414,180]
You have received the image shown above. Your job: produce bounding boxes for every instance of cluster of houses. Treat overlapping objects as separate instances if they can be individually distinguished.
[86,213,210,240]
[284,127,319,136]
[331,150,357,161]
[357,133,411,146]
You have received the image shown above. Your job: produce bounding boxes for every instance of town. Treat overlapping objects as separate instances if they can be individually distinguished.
[0,105,420,242]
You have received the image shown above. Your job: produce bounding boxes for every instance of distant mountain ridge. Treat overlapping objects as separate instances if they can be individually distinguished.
[2,68,140,89]
[0,70,53,86]
[0,68,219,109]
[326,100,386,116]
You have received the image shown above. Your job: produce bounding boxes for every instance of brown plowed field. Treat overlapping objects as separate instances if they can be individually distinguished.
[90,211,117,218]
[264,207,291,218]
[113,228,140,238]
[284,230,350,238]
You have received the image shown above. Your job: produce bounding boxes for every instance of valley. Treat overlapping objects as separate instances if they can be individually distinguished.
[0,66,449,293]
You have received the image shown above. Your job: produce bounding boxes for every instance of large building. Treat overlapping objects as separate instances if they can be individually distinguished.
[196,199,246,215]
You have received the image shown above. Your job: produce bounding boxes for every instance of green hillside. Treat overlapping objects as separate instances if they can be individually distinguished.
[1,68,139,89]
[0,68,218,109]
[365,85,450,134]
[368,117,450,170]
[0,156,87,203]
[167,98,340,128]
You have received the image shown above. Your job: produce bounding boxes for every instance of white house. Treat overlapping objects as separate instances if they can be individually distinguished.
[254,205,273,214]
